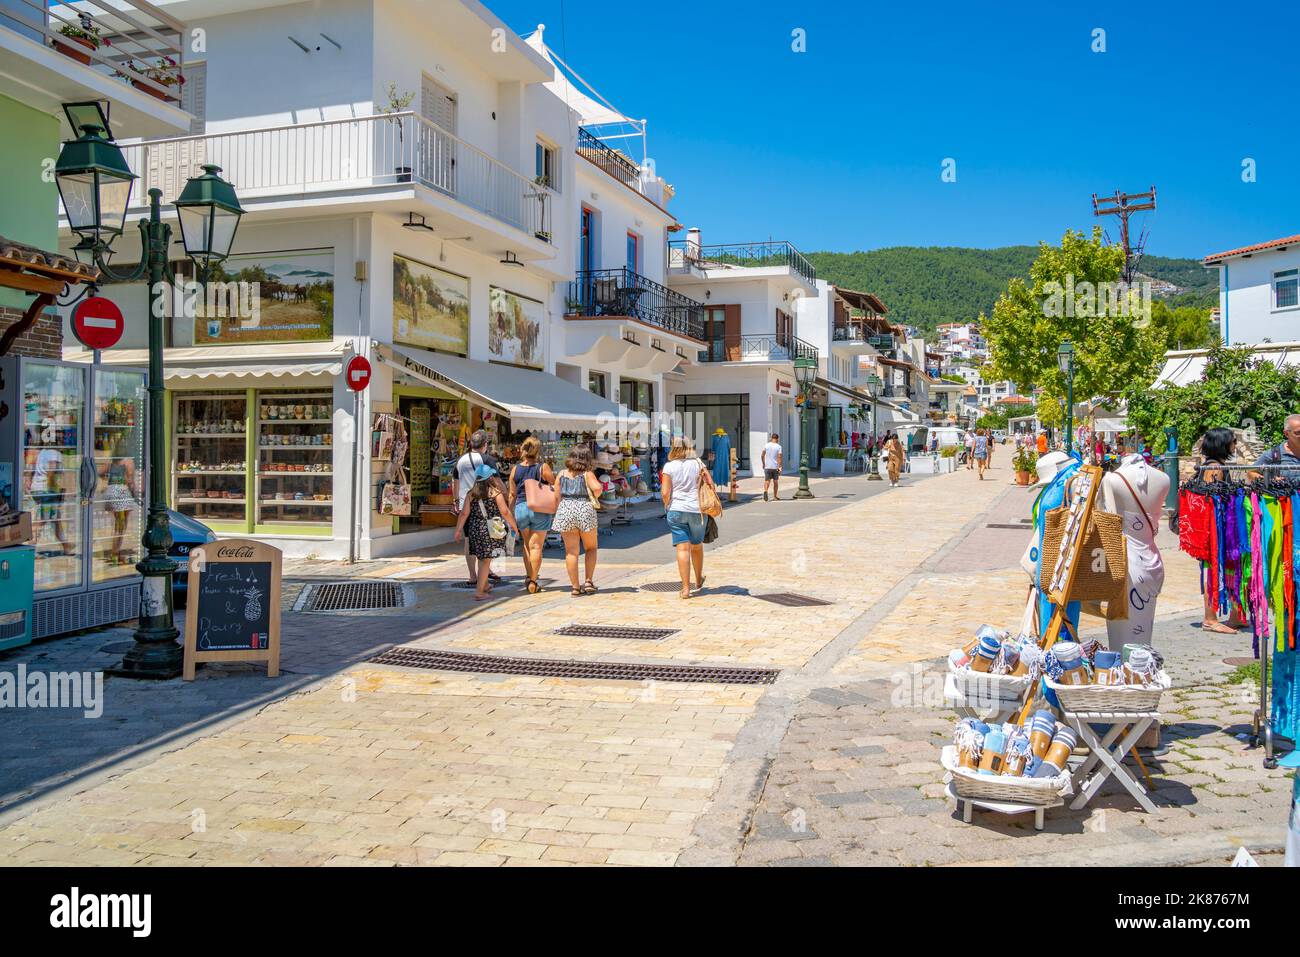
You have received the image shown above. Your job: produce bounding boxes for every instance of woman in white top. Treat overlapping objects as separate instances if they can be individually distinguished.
[660,437,716,599]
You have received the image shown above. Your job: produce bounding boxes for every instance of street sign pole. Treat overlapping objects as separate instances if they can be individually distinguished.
[344,353,372,565]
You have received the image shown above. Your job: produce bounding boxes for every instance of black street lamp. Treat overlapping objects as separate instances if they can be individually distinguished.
[1057,340,1075,455]
[864,374,883,481]
[56,125,244,680]
[793,354,817,499]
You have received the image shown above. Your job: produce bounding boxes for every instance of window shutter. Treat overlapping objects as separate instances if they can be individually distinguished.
[723,304,741,361]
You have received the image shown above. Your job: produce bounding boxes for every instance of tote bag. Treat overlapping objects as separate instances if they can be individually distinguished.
[695,460,723,518]
[523,476,559,514]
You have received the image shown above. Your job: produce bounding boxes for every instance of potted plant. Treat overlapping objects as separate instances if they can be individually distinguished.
[564,296,584,316]
[117,56,184,100]
[530,174,552,242]
[54,15,104,65]
[820,447,846,476]
[1013,447,1038,486]
[379,82,415,181]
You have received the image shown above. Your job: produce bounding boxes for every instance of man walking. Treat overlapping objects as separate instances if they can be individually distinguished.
[453,429,499,586]
[762,433,783,501]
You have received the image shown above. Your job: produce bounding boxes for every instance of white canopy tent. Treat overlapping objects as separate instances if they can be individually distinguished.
[525,25,646,162]
[1154,341,1300,388]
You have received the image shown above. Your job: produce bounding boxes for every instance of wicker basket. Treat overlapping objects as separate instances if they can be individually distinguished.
[941,746,1072,805]
[1046,671,1169,713]
[947,651,1033,711]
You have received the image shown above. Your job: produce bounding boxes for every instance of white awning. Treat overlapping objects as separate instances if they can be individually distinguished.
[1153,353,1206,388]
[527,31,640,130]
[815,377,871,405]
[61,341,346,382]
[382,344,624,431]
[167,361,341,381]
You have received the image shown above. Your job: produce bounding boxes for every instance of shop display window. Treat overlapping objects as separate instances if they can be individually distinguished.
[23,362,85,591]
[91,370,146,583]
[173,392,248,526]
[256,390,333,527]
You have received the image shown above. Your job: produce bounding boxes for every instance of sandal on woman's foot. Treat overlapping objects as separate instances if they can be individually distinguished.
[581,580,597,594]
[694,575,705,591]
[1201,620,1239,634]
[680,588,691,600]
[570,586,584,597]
[473,593,493,602]
[526,579,540,594]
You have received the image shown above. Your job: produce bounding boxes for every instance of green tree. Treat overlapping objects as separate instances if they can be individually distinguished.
[983,227,1163,422]
[1148,300,1216,352]
[1124,344,1300,454]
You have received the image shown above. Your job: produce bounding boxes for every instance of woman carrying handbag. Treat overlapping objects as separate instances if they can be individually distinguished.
[455,463,521,601]
[551,446,604,596]
[661,437,718,599]
[508,436,555,594]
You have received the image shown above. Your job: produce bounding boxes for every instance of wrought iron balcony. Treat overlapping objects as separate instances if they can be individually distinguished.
[107,111,552,241]
[3,0,187,102]
[697,334,818,364]
[576,128,641,192]
[567,268,704,340]
[668,240,817,288]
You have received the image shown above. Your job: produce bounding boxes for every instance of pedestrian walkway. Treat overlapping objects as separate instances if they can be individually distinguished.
[0,463,1284,867]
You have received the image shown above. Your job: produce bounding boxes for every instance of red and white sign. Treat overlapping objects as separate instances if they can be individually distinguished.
[71,296,124,351]
[345,355,372,392]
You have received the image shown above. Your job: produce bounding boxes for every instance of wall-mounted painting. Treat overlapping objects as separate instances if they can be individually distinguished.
[488,286,543,369]
[393,255,469,355]
[191,248,334,345]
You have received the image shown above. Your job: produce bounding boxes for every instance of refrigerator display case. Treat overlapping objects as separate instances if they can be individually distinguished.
[0,357,147,639]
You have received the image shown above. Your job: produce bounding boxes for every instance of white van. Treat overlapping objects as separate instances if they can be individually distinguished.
[928,426,966,451]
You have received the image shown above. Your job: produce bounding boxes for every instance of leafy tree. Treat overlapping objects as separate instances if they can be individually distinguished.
[1148,300,1216,351]
[1124,344,1300,454]
[982,228,1164,424]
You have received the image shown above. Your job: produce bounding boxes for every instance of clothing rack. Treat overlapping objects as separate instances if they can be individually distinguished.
[1181,464,1298,768]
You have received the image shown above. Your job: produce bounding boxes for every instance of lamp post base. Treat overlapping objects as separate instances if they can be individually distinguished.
[114,561,183,680]
[867,453,883,480]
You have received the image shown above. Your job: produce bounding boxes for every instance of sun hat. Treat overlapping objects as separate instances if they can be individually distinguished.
[1029,450,1074,489]
[473,463,497,481]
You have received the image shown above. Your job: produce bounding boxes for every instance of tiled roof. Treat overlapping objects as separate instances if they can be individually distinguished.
[1203,234,1300,264]
[0,236,98,282]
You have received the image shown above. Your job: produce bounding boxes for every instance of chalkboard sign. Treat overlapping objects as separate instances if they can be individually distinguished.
[183,539,282,680]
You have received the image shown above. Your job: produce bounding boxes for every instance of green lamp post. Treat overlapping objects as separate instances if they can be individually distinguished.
[57,123,244,680]
[793,354,817,499]
[1056,341,1075,455]
[865,374,883,480]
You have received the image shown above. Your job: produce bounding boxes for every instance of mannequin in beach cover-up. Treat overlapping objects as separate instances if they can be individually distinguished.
[1099,453,1171,650]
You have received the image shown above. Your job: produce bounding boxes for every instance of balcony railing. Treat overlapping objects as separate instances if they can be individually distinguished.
[2,0,186,102]
[576,127,641,192]
[111,111,552,242]
[698,334,818,364]
[668,240,817,288]
[567,267,704,340]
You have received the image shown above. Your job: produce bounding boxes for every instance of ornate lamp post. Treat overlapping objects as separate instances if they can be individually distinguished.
[57,125,244,679]
[865,374,883,480]
[793,354,817,499]
[1057,340,1075,455]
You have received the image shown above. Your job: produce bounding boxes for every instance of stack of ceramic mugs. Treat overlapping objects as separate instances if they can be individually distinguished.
[1048,640,1162,687]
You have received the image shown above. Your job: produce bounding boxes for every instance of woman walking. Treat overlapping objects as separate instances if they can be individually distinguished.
[507,436,554,594]
[454,462,521,601]
[552,446,604,596]
[974,428,989,480]
[661,437,715,599]
[885,432,904,487]
[97,432,139,564]
[1197,427,1247,634]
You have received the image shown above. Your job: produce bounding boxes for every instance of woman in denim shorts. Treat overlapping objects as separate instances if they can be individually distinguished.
[660,437,716,599]
[508,436,554,594]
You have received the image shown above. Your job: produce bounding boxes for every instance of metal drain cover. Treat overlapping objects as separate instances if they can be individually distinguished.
[985,523,1031,530]
[554,624,678,640]
[367,647,778,684]
[753,592,833,608]
[306,581,404,612]
[639,581,690,593]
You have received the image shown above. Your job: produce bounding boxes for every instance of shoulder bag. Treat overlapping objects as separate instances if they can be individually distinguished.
[695,460,723,518]
[523,464,559,515]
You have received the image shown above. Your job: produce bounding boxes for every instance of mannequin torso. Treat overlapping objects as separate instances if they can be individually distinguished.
[1101,454,1171,648]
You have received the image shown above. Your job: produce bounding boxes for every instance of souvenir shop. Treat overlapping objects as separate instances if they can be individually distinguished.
[1178,466,1299,769]
[941,453,1179,826]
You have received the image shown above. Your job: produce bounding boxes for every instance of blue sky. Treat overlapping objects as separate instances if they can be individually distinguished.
[492,0,1299,259]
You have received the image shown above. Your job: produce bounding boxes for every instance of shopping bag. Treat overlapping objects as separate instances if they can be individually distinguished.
[703,515,719,544]
[524,478,559,515]
[379,466,412,516]
[696,461,723,518]
[1039,503,1127,604]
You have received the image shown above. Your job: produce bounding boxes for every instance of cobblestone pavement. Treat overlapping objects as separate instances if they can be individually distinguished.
[0,462,1288,866]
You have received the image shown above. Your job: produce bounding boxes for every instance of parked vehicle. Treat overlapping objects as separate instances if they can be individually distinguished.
[168,509,219,605]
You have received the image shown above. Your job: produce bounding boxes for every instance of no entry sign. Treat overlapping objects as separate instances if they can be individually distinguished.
[72,296,124,350]
[345,355,372,392]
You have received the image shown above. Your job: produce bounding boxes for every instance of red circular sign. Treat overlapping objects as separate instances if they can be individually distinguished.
[345,355,372,392]
[72,296,125,350]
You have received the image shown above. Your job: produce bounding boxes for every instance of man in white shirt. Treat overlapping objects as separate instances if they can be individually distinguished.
[761,433,783,502]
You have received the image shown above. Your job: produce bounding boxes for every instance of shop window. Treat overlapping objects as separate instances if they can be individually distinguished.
[588,371,608,397]
[535,138,559,191]
[620,378,655,414]
[173,392,248,528]
[256,390,333,529]
[675,394,749,469]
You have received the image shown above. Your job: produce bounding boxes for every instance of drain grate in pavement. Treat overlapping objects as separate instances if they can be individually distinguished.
[1223,656,1256,667]
[306,581,404,612]
[367,647,778,684]
[985,523,1031,530]
[554,624,678,641]
[639,581,689,593]
[753,592,833,608]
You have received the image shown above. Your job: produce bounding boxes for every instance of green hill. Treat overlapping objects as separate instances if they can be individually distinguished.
[806,246,1217,333]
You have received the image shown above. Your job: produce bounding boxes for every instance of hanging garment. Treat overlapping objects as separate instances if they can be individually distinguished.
[710,432,732,486]
[1179,488,1213,561]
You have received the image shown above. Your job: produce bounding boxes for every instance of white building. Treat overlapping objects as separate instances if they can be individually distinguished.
[665,231,819,474]
[795,282,887,450]
[1203,233,1300,346]
[59,0,627,559]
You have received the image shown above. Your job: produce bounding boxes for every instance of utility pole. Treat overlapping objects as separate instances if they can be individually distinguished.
[1092,186,1157,284]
